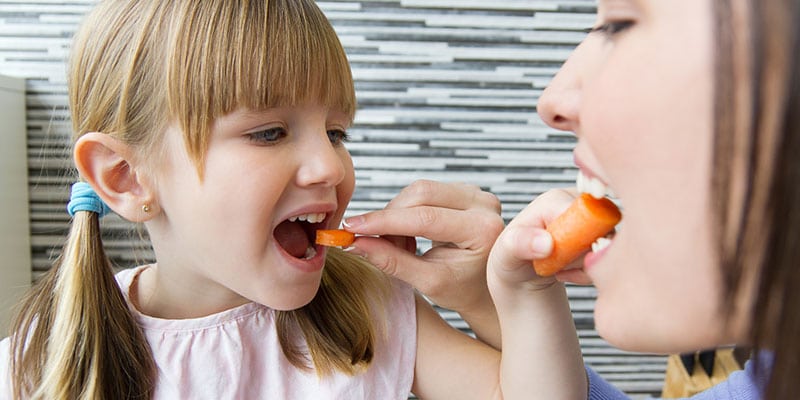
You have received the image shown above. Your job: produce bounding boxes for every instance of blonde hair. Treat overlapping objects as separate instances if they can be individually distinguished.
[11,1,387,398]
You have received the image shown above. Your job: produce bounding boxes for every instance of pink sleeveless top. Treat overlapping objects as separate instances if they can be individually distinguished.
[0,266,417,399]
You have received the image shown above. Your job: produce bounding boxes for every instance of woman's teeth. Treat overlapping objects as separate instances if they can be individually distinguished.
[576,170,615,199]
[591,237,612,253]
[288,213,326,223]
[576,171,620,254]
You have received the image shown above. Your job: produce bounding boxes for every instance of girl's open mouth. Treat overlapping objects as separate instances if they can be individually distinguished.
[273,212,327,260]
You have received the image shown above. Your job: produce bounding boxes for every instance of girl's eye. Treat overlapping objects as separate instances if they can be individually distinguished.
[327,129,350,146]
[588,20,634,37]
[247,127,286,144]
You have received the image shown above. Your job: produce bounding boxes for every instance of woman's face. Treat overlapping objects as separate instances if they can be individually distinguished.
[538,0,748,353]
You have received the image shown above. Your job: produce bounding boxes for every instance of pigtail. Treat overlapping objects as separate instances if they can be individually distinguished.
[276,248,391,376]
[10,209,154,399]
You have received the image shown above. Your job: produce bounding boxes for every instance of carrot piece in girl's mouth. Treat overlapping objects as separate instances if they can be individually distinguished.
[533,193,622,276]
[315,229,356,247]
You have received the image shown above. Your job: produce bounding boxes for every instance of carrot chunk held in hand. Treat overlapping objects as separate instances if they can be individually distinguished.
[533,193,622,276]
[315,229,356,247]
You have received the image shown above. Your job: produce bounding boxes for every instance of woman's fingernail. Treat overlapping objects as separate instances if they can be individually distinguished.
[343,215,365,229]
[531,231,553,256]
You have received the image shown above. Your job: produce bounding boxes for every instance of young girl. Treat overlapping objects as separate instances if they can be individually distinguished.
[488,0,798,399]
[0,1,585,399]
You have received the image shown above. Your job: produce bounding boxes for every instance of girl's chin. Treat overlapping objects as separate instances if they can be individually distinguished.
[258,292,317,311]
[252,278,323,311]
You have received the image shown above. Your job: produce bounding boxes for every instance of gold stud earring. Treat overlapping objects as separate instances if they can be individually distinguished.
[142,204,151,213]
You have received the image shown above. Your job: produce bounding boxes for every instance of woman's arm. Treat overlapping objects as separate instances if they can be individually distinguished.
[409,189,588,399]
[487,189,588,399]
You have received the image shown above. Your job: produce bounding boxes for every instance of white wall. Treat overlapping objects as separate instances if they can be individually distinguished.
[0,74,31,335]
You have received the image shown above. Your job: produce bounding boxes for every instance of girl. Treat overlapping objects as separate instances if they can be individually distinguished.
[488,0,798,399]
[0,0,584,399]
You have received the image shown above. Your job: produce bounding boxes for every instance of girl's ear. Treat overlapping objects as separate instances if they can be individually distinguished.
[73,132,156,222]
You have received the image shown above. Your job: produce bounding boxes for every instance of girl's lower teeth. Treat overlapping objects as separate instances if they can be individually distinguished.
[302,246,317,260]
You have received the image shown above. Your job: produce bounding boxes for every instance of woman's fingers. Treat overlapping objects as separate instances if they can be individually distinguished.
[384,180,501,214]
[345,205,503,251]
[346,235,451,298]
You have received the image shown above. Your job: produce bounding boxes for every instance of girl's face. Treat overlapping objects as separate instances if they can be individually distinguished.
[143,103,354,315]
[538,0,747,352]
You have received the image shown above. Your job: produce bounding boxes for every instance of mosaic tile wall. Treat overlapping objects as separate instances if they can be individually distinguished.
[0,1,666,397]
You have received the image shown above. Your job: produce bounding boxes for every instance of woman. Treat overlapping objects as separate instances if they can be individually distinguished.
[487,0,799,398]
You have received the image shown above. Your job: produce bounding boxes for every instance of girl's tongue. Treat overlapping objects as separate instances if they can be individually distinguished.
[274,220,310,258]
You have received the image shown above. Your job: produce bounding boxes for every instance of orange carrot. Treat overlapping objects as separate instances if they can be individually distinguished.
[533,193,622,276]
[315,229,356,247]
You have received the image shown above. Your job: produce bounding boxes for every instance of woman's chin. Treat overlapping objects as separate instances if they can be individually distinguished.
[595,303,735,354]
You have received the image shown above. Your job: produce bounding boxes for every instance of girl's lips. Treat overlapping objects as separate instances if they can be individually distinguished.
[272,203,338,272]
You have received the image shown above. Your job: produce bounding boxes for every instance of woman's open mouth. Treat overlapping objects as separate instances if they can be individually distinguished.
[273,212,328,260]
[576,170,620,254]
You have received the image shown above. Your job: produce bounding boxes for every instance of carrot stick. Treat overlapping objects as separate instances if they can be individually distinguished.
[315,229,356,247]
[533,193,622,276]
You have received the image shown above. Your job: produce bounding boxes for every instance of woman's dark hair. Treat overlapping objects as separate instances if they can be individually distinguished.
[712,0,799,398]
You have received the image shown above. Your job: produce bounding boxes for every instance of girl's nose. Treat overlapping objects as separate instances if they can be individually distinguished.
[295,134,347,188]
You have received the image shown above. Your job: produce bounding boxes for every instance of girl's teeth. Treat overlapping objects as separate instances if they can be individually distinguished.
[288,213,326,223]
[577,171,614,199]
[303,246,317,260]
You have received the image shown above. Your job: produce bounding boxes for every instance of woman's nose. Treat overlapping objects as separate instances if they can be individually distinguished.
[295,135,347,188]
[537,43,586,133]
[537,84,580,132]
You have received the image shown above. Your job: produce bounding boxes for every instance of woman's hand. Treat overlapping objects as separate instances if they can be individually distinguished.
[488,188,593,290]
[342,180,504,347]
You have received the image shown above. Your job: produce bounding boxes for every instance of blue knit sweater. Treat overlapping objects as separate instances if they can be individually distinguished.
[587,353,771,400]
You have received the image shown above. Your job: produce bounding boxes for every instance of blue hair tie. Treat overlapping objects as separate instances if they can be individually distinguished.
[67,182,111,218]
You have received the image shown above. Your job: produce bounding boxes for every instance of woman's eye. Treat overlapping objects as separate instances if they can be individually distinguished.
[589,20,634,37]
[327,129,350,146]
[247,127,286,144]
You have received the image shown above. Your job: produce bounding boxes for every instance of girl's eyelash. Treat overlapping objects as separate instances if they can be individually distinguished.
[328,129,350,145]
[247,127,286,144]
[587,21,634,36]
[246,127,350,146]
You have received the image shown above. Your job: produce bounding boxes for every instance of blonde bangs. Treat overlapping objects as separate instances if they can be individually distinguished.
[167,0,356,175]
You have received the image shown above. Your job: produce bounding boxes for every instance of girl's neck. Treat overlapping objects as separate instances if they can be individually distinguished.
[131,264,251,319]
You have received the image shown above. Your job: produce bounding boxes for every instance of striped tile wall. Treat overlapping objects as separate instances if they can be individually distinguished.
[0,0,666,397]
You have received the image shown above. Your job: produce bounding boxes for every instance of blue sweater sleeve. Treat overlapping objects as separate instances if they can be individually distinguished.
[586,366,630,400]
[587,353,770,400]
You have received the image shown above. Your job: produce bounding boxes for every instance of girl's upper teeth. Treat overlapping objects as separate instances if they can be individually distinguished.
[288,212,326,223]
[577,170,616,199]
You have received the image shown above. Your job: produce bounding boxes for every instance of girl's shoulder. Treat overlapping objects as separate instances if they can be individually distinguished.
[385,276,416,317]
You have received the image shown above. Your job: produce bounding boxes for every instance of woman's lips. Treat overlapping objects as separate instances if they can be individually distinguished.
[575,169,621,270]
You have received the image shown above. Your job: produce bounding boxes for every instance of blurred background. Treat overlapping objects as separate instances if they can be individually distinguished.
[0,1,666,397]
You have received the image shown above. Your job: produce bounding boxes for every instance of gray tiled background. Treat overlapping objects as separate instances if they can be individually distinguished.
[0,0,666,397]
